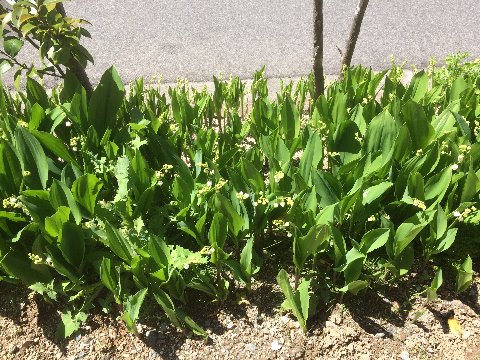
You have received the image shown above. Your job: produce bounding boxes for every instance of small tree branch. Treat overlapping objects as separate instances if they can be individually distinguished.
[313,0,324,99]
[339,0,370,78]
[56,3,93,98]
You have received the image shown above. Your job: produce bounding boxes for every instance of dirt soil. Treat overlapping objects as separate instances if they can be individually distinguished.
[1,266,479,360]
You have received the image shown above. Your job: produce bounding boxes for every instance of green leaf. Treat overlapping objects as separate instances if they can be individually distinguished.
[456,256,473,293]
[403,70,428,102]
[293,224,330,270]
[451,112,472,141]
[364,109,397,155]
[360,228,390,254]
[208,213,227,249]
[31,130,78,167]
[311,170,341,207]
[50,180,82,224]
[88,66,125,137]
[26,77,49,109]
[59,222,85,268]
[45,206,70,237]
[0,140,22,195]
[241,158,265,192]
[340,280,369,295]
[3,37,24,58]
[280,95,300,147]
[362,182,393,206]
[426,268,443,300]
[276,269,306,331]
[72,174,103,217]
[402,100,435,150]
[424,167,452,205]
[394,212,429,257]
[461,167,479,203]
[100,257,121,302]
[148,235,171,268]
[113,155,129,202]
[15,126,49,189]
[56,311,87,339]
[121,288,148,334]
[240,237,258,280]
[299,131,322,182]
[104,221,135,263]
[213,193,244,238]
[432,228,457,255]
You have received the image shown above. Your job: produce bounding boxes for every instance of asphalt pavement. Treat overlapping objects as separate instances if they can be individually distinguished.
[10,1,480,84]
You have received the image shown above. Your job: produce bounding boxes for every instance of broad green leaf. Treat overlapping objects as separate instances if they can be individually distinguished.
[456,256,473,293]
[15,127,49,189]
[403,70,428,102]
[26,77,49,109]
[402,100,435,150]
[431,228,457,255]
[451,112,471,141]
[121,288,148,334]
[240,237,257,279]
[88,66,125,137]
[148,235,171,268]
[280,95,300,147]
[364,109,397,155]
[394,212,429,257]
[44,206,70,238]
[293,224,330,270]
[104,221,135,263]
[56,311,87,339]
[213,193,244,238]
[59,222,85,268]
[72,174,103,217]
[424,167,452,204]
[311,170,341,207]
[360,228,390,254]
[299,131,322,182]
[0,140,22,195]
[340,280,369,295]
[362,182,393,206]
[49,180,82,224]
[241,158,264,192]
[31,130,78,167]
[208,213,228,249]
[3,37,24,57]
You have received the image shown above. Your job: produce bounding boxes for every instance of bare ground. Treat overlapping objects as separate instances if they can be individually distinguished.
[1,261,479,360]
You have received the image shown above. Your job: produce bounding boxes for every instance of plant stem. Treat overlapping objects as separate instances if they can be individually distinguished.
[294,268,300,291]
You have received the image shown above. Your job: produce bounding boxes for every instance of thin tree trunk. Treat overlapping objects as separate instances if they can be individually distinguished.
[339,0,370,78]
[56,3,94,98]
[313,0,324,99]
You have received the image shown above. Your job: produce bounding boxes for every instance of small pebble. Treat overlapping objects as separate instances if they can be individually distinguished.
[9,345,19,354]
[400,350,410,360]
[374,332,385,338]
[226,321,234,329]
[271,339,283,351]
[245,343,257,352]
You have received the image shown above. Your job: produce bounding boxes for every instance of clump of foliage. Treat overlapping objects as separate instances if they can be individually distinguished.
[0,1,479,338]
[0,62,478,337]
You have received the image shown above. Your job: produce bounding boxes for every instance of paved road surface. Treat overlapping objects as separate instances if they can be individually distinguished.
[14,1,480,84]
